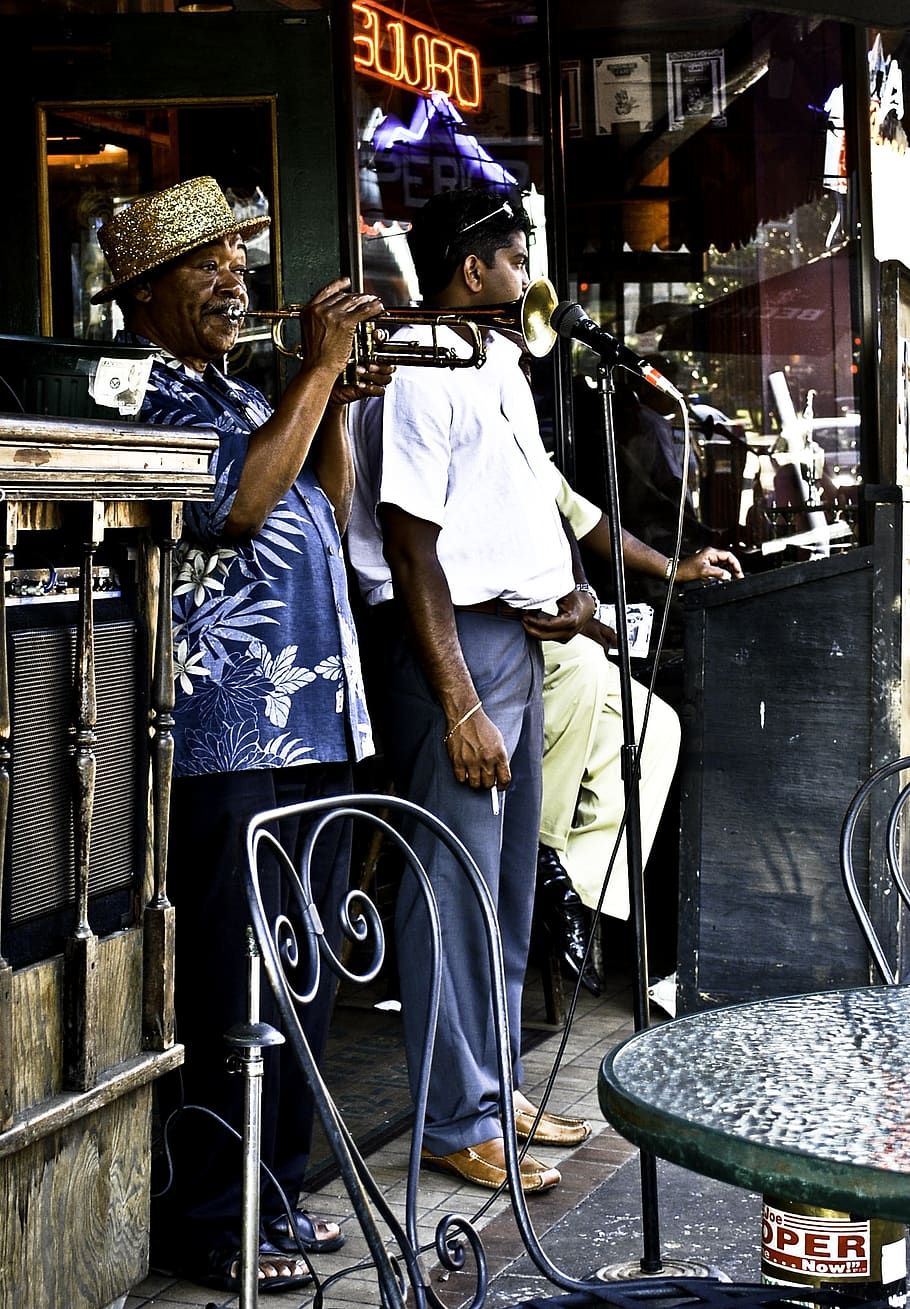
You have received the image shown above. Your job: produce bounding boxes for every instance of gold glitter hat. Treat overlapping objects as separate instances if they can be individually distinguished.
[91,175,271,305]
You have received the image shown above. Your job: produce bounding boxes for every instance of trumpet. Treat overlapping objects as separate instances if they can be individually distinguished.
[229,277,559,379]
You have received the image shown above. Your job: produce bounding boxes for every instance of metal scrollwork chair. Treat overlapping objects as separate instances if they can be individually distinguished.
[235,791,893,1309]
[840,755,910,985]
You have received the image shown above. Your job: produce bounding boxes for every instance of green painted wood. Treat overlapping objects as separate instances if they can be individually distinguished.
[2,12,341,332]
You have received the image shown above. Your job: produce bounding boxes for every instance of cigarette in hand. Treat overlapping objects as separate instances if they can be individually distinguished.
[491,786,500,816]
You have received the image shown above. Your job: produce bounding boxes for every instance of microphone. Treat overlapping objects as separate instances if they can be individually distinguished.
[550,301,683,401]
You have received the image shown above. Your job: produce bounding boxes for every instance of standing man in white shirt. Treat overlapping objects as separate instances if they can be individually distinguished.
[348,186,594,1193]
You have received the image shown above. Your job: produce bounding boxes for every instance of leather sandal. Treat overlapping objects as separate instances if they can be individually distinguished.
[190,1238,312,1295]
[265,1208,345,1254]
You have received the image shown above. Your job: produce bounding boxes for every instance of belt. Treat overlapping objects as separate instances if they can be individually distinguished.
[454,599,544,622]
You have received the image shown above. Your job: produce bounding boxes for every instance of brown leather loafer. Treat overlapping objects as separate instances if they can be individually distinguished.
[512,1090,592,1147]
[421,1135,561,1192]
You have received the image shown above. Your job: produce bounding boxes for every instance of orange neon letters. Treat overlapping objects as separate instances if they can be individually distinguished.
[352,1,482,110]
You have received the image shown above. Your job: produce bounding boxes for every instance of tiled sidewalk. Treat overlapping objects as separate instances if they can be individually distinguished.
[126,970,638,1309]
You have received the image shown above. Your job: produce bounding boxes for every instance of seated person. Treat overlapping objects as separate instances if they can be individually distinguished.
[535,471,742,995]
[575,363,715,611]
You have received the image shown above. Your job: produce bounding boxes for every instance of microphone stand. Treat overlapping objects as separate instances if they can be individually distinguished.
[593,359,663,1275]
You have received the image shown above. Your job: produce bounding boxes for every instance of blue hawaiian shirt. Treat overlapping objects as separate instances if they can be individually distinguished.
[117,332,374,777]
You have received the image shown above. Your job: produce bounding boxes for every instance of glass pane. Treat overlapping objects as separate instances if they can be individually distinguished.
[353,3,547,303]
[562,12,862,579]
[352,6,561,465]
[41,101,278,399]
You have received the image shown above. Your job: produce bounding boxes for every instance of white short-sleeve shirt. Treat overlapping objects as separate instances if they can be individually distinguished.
[348,327,573,610]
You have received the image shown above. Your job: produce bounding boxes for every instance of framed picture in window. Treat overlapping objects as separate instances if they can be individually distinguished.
[666,49,726,131]
[593,54,653,134]
[561,60,583,136]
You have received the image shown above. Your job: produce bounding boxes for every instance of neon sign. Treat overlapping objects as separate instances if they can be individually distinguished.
[352,1,482,112]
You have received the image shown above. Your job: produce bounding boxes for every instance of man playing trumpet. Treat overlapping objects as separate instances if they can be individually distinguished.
[91,174,391,1294]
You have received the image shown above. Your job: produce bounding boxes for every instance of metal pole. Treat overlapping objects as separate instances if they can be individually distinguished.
[595,362,663,1273]
[240,937,263,1308]
[225,927,285,1308]
[592,369,723,1284]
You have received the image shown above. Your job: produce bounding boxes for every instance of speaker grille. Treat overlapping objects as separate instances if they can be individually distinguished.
[8,617,140,926]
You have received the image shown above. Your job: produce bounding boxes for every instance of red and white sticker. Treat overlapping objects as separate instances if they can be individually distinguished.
[762,1203,870,1279]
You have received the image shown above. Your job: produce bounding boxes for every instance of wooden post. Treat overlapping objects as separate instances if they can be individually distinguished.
[0,501,14,1130]
[63,500,104,1092]
[143,502,181,1051]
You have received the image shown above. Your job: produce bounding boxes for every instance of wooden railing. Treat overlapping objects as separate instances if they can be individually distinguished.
[0,411,215,1309]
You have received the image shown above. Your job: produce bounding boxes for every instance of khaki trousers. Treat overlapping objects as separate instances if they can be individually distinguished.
[540,633,680,918]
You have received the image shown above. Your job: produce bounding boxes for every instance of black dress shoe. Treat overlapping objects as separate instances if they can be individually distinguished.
[535,844,602,997]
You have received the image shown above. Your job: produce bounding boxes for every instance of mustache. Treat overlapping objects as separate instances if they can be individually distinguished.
[206,299,246,318]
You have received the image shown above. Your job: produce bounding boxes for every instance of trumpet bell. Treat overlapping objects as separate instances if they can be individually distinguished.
[521,277,559,358]
[470,277,558,358]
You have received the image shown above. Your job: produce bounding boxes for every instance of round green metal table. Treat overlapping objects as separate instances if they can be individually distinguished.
[599,986,910,1224]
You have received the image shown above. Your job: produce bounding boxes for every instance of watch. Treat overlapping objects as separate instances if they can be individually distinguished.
[575,582,598,603]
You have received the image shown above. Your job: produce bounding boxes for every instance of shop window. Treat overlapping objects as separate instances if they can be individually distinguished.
[561,13,864,577]
[39,100,279,401]
[351,9,558,442]
[351,0,548,300]
[356,88,548,301]
[349,3,877,577]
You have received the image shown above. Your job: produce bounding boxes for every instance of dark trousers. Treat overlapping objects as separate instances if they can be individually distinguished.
[151,761,352,1264]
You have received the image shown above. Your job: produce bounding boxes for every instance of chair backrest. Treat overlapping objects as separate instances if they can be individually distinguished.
[240,791,896,1309]
[241,790,603,1309]
[840,755,910,984]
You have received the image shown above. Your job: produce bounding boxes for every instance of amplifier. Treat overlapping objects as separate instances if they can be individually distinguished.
[2,597,146,968]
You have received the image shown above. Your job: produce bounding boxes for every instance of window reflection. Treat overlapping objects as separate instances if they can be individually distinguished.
[565,15,862,574]
[40,101,278,400]
[355,6,869,572]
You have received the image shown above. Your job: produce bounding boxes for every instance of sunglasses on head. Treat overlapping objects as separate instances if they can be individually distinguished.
[443,198,521,263]
[454,198,517,239]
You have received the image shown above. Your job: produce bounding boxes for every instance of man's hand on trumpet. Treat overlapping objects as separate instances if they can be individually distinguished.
[298,277,386,388]
[331,359,396,405]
